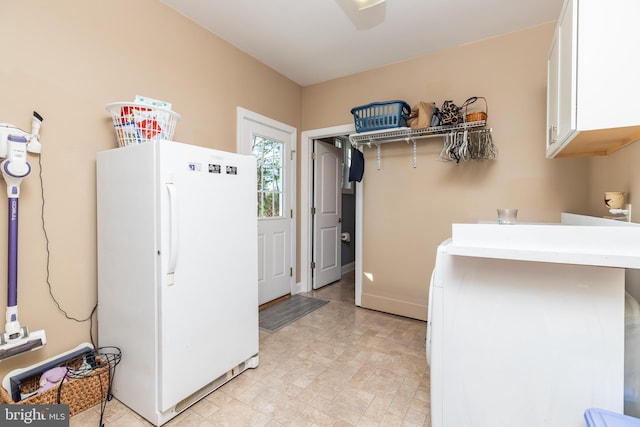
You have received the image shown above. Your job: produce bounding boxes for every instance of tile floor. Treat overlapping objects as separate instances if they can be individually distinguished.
[71,272,431,426]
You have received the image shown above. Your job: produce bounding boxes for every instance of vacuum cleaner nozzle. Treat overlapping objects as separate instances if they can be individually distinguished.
[0,329,46,362]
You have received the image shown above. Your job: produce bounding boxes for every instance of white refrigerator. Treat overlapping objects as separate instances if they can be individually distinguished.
[96,140,259,426]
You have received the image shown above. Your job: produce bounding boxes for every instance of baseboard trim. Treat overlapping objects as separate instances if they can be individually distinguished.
[361,293,427,321]
[341,262,355,275]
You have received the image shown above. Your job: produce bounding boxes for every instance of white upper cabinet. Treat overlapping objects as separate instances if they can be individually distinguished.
[546,0,640,158]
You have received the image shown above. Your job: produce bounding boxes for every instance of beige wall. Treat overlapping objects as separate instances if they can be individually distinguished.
[587,143,640,221]
[301,23,592,320]
[1,1,629,379]
[0,1,301,377]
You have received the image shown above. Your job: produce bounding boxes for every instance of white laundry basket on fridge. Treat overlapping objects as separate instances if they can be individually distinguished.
[105,103,180,147]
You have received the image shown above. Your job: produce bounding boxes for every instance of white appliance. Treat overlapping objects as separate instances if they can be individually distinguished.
[96,141,259,426]
[427,214,640,427]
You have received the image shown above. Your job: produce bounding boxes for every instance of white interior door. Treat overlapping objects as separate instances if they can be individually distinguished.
[313,140,342,289]
[238,108,296,305]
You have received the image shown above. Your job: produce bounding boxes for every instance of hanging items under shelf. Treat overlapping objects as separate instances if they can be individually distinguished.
[440,128,496,164]
[349,120,493,169]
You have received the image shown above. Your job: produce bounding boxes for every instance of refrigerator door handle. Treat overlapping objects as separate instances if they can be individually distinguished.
[166,183,178,284]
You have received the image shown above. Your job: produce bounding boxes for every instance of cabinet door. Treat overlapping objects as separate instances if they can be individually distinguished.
[546,0,577,158]
[547,0,640,157]
[556,0,576,144]
[546,30,559,154]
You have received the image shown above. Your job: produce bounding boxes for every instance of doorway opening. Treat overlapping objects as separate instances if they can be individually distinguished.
[313,136,356,287]
[300,124,362,306]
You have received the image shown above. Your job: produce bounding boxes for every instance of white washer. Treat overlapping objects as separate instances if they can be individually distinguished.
[426,268,436,367]
[428,236,626,427]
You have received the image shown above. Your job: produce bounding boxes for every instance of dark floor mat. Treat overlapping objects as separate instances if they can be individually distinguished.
[259,295,329,333]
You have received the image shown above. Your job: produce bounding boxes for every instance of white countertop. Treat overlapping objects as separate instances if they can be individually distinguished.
[445,213,640,268]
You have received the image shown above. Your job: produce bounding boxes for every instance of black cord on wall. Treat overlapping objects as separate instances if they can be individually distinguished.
[37,154,98,348]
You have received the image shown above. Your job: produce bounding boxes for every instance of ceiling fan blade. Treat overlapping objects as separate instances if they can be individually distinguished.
[335,0,386,29]
[354,0,386,11]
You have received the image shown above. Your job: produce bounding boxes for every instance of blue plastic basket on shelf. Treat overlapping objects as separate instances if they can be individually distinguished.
[351,100,411,133]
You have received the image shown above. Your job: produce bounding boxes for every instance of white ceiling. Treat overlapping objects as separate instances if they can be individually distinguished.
[161,0,563,87]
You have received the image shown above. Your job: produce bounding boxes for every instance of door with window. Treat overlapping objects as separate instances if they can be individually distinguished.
[237,108,296,305]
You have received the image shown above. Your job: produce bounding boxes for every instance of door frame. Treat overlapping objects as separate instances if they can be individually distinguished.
[237,107,297,299]
[300,124,362,306]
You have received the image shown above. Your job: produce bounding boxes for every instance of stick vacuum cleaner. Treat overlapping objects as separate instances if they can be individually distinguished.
[0,112,46,361]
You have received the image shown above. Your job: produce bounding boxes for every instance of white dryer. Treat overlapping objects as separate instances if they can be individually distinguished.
[426,220,639,427]
[425,268,437,367]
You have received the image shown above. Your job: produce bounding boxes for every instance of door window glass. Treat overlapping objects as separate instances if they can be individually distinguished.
[252,135,284,218]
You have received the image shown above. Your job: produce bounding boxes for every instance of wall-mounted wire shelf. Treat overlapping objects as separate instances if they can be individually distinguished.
[348,120,490,169]
[349,120,486,146]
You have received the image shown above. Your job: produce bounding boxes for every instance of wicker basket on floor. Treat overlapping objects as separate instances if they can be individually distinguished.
[0,353,112,416]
